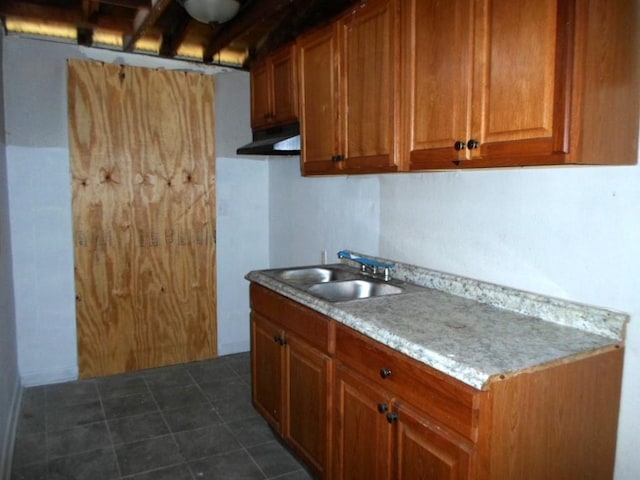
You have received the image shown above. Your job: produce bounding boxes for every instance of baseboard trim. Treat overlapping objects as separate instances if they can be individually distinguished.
[0,379,22,480]
[20,365,78,387]
[218,341,250,357]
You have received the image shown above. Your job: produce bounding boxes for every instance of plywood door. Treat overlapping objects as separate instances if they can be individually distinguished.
[68,60,217,378]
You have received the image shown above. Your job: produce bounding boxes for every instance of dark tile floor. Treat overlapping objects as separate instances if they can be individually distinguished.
[10,352,314,480]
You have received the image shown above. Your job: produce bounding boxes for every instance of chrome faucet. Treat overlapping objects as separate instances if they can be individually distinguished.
[337,251,395,281]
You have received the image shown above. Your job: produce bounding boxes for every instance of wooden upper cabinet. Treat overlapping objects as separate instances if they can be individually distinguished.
[299,0,399,175]
[250,44,298,130]
[298,23,341,174]
[402,0,474,166]
[469,0,570,164]
[405,0,639,169]
[404,0,570,169]
[340,0,398,172]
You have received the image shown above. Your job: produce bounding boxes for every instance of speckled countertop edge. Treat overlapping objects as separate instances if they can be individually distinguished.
[246,253,628,390]
[345,251,628,341]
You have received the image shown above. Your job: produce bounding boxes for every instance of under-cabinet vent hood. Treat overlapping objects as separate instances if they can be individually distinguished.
[236,123,301,156]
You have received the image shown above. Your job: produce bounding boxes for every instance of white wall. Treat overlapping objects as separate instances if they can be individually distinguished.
[268,158,380,267]
[2,36,260,384]
[214,71,271,355]
[0,30,21,479]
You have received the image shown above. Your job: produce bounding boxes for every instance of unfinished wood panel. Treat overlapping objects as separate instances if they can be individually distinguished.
[68,59,217,378]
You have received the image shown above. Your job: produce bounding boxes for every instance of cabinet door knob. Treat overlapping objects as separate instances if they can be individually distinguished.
[273,335,280,343]
[467,139,479,150]
[380,368,392,379]
[454,141,466,151]
[377,403,389,414]
[332,155,345,163]
[386,413,398,424]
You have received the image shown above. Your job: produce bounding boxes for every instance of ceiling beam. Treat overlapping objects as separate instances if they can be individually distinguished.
[123,0,172,52]
[159,14,192,58]
[203,0,292,62]
[100,0,152,8]
[0,0,131,32]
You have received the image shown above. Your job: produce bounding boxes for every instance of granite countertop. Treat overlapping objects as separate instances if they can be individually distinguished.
[245,252,628,390]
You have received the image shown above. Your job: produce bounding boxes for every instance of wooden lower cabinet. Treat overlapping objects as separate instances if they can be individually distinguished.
[250,283,625,479]
[284,332,331,474]
[333,363,472,480]
[395,402,473,480]
[333,364,394,479]
[250,285,332,478]
[251,313,283,429]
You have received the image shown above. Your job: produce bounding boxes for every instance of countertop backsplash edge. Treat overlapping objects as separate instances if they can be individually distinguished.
[342,251,628,342]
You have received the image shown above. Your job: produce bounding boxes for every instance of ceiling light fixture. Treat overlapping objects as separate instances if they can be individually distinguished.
[181,0,240,24]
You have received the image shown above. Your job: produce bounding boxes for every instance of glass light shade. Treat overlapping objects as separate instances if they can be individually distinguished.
[184,0,240,24]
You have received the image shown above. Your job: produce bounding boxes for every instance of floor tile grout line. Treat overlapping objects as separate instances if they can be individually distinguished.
[96,379,124,479]
[14,354,260,480]
[142,374,195,480]
[43,385,49,477]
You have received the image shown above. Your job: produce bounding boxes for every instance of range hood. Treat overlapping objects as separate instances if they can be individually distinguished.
[236,123,301,156]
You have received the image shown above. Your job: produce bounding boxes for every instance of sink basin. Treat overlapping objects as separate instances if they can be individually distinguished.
[307,279,404,302]
[275,266,355,285]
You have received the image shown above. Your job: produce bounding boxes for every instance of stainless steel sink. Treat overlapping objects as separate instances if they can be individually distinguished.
[274,266,356,285]
[307,279,404,302]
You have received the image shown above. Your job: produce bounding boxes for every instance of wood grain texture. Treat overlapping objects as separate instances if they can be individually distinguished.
[396,402,474,480]
[251,312,284,430]
[333,363,394,480]
[484,348,624,480]
[341,0,398,169]
[403,0,474,167]
[570,0,639,165]
[285,332,331,477]
[298,23,341,174]
[68,59,217,378]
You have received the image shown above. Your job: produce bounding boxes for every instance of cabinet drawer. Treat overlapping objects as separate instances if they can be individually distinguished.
[250,283,333,354]
[335,323,480,441]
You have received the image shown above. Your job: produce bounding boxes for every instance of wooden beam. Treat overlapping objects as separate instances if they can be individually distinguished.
[77,26,94,46]
[100,0,152,8]
[123,0,172,52]
[81,0,99,22]
[159,15,192,57]
[203,0,292,62]
[0,0,132,32]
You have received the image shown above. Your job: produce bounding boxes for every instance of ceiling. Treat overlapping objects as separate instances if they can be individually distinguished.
[0,0,359,68]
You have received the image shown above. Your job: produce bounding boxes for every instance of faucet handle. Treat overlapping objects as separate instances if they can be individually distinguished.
[383,267,392,281]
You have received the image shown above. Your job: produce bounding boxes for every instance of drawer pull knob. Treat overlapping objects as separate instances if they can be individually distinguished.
[386,413,398,424]
[380,368,392,379]
[377,403,389,414]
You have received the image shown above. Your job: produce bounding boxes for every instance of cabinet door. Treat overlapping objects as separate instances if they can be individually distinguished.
[299,24,341,175]
[333,364,394,479]
[271,46,298,125]
[251,62,272,130]
[251,313,283,430]
[404,0,474,169]
[395,403,473,480]
[284,333,331,477]
[340,0,398,172]
[469,0,572,163]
